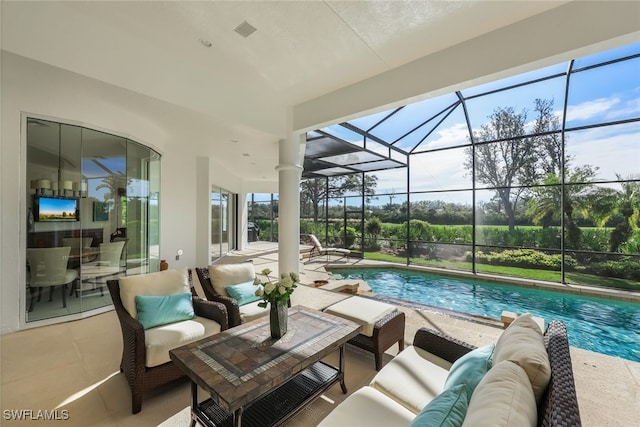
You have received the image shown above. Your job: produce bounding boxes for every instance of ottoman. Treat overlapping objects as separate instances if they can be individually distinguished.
[325,296,405,370]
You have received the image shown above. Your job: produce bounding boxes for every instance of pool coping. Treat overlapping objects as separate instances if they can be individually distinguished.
[327,261,640,304]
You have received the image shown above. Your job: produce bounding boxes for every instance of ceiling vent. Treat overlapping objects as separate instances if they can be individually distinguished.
[234,21,257,38]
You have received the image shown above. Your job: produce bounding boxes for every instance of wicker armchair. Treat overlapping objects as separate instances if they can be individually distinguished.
[195,266,246,328]
[413,320,581,427]
[107,269,228,414]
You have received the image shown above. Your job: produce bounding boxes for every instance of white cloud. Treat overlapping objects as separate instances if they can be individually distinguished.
[605,97,640,121]
[568,126,640,179]
[418,122,469,150]
[566,97,620,122]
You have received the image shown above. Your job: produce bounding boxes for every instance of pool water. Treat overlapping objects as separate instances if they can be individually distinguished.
[335,268,640,362]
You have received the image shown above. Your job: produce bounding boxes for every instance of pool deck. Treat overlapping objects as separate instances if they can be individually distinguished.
[227,242,640,427]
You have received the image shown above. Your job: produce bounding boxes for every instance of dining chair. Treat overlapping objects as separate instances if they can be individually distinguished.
[74,240,126,297]
[26,246,78,311]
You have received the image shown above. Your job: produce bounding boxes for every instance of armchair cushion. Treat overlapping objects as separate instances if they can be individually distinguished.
[144,316,221,367]
[208,262,255,296]
[238,300,268,323]
[409,384,468,427]
[119,268,190,318]
[135,292,195,329]
[225,280,261,306]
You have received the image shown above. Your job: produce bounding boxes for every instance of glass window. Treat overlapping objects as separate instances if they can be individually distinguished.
[26,118,160,323]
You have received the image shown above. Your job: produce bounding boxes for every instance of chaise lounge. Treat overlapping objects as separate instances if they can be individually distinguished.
[306,234,351,261]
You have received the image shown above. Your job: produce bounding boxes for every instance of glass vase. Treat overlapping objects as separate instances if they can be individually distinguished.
[269,301,288,339]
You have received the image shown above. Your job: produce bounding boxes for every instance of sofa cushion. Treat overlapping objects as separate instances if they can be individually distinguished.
[135,292,195,329]
[144,316,221,367]
[444,344,494,400]
[493,313,551,403]
[239,300,269,323]
[461,360,537,427]
[208,262,255,296]
[410,384,468,427]
[317,386,416,427]
[324,296,396,337]
[119,268,190,318]
[370,345,452,414]
[225,280,261,306]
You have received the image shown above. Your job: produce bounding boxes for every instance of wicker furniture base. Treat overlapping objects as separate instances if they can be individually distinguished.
[347,309,406,371]
[194,362,339,427]
[170,306,361,427]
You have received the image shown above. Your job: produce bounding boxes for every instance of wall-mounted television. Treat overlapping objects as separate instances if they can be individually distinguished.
[33,196,79,222]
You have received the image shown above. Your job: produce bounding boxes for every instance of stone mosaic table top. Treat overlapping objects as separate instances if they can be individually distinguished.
[170,305,361,412]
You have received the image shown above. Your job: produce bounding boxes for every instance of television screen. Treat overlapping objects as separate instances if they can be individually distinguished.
[34,196,79,222]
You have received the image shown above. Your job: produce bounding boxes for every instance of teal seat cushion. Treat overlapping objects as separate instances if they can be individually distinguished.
[444,344,494,400]
[225,280,261,306]
[410,384,468,427]
[135,292,195,329]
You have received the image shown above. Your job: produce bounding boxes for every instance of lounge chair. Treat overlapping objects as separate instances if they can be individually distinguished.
[307,234,351,261]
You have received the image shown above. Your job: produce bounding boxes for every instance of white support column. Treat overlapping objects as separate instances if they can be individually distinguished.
[277,134,303,276]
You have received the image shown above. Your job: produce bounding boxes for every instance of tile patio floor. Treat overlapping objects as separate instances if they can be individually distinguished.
[1,241,638,426]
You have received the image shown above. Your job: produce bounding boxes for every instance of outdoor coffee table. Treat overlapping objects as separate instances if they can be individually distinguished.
[169,305,362,427]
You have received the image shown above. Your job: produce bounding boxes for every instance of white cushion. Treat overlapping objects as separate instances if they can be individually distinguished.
[119,268,190,319]
[324,296,396,337]
[317,386,416,427]
[239,300,269,323]
[144,316,221,367]
[462,360,537,427]
[493,313,551,403]
[207,262,255,296]
[370,345,451,414]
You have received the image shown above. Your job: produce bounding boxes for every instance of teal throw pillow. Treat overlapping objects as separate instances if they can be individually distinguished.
[225,280,261,306]
[443,344,494,400]
[409,384,468,427]
[135,292,195,329]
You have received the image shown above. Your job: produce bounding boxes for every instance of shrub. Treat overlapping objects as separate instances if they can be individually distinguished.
[469,249,576,271]
[583,258,640,281]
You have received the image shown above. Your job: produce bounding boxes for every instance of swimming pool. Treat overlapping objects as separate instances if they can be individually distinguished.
[334,268,640,362]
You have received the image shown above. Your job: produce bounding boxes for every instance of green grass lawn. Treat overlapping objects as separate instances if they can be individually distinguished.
[363,251,640,292]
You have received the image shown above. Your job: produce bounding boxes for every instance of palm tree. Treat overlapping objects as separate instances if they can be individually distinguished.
[584,175,640,252]
[527,166,597,249]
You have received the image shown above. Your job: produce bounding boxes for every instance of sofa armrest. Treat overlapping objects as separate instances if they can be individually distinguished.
[412,327,476,364]
[539,320,582,427]
[192,297,229,330]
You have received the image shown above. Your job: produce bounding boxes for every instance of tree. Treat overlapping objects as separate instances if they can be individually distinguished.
[583,174,640,251]
[465,106,538,231]
[365,216,382,248]
[527,166,598,249]
[300,173,378,222]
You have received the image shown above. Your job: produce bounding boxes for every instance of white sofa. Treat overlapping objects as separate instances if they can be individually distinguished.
[319,314,582,427]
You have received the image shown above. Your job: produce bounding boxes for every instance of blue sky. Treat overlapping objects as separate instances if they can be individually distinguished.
[344,41,640,205]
